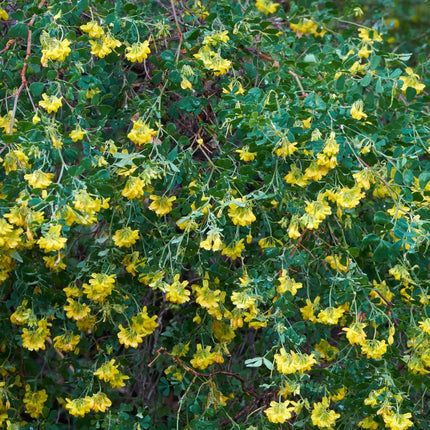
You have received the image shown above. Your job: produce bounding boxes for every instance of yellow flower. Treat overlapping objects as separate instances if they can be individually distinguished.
[274,348,316,374]
[83,273,116,303]
[53,331,80,352]
[358,416,379,429]
[65,397,94,417]
[127,119,157,145]
[351,100,368,121]
[165,274,190,304]
[117,324,143,348]
[149,194,176,216]
[311,397,340,429]
[382,412,413,430]
[399,68,425,95]
[228,198,256,226]
[193,46,232,75]
[10,300,32,326]
[69,127,87,142]
[255,0,279,14]
[181,77,193,90]
[122,176,146,199]
[291,19,326,37]
[22,319,51,351]
[418,318,430,335]
[24,170,54,189]
[203,30,230,46]
[275,139,298,157]
[94,359,120,382]
[38,94,63,113]
[305,198,332,221]
[325,255,349,273]
[315,339,339,362]
[200,230,224,251]
[236,146,256,161]
[80,21,104,38]
[0,6,9,20]
[360,339,387,359]
[358,45,373,58]
[131,307,158,337]
[358,28,382,44]
[23,386,48,418]
[277,270,303,296]
[112,227,139,247]
[125,41,151,62]
[64,298,91,321]
[265,400,295,423]
[221,239,245,260]
[89,38,112,58]
[343,322,367,345]
[300,296,320,323]
[91,392,112,413]
[37,225,67,252]
[190,344,217,370]
[40,33,71,64]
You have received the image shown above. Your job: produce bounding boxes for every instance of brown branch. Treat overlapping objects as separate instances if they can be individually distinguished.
[0,38,19,54]
[371,288,394,307]
[8,0,47,135]
[149,347,261,399]
[288,70,307,97]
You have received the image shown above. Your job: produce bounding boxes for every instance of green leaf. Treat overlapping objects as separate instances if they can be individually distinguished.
[8,23,28,39]
[360,74,372,87]
[29,82,45,97]
[372,240,394,263]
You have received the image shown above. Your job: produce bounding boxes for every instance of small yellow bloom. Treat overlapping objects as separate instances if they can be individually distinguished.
[125,41,151,62]
[80,21,104,38]
[38,94,63,113]
[24,170,54,189]
[112,227,139,248]
[351,100,368,121]
[255,0,279,14]
[149,194,176,216]
[69,127,87,142]
[265,400,295,423]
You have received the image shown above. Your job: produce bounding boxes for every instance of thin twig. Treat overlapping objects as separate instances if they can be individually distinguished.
[149,347,261,398]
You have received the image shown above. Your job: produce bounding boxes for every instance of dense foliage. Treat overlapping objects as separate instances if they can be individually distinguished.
[0,0,429,428]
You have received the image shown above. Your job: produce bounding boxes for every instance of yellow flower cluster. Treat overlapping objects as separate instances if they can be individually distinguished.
[165,274,190,304]
[40,32,71,65]
[37,225,67,253]
[399,67,426,95]
[291,19,326,37]
[65,393,111,417]
[38,94,63,113]
[24,169,54,189]
[311,397,340,429]
[190,343,219,369]
[125,41,151,62]
[255,0,279,14]
[83,273,116,303]
[277,270,303,296]
[194,45,232,76]
[22,319,51,351]
[23,386,48,418]
[228,198,256,226]
[127,119,157,145]
[149,194,176,216]
[112,226,139,247]
[200,230,223,251]
[265,400,295,423]
[117,307,158,348]
[274,347,317,375]
[94,359,129,389]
